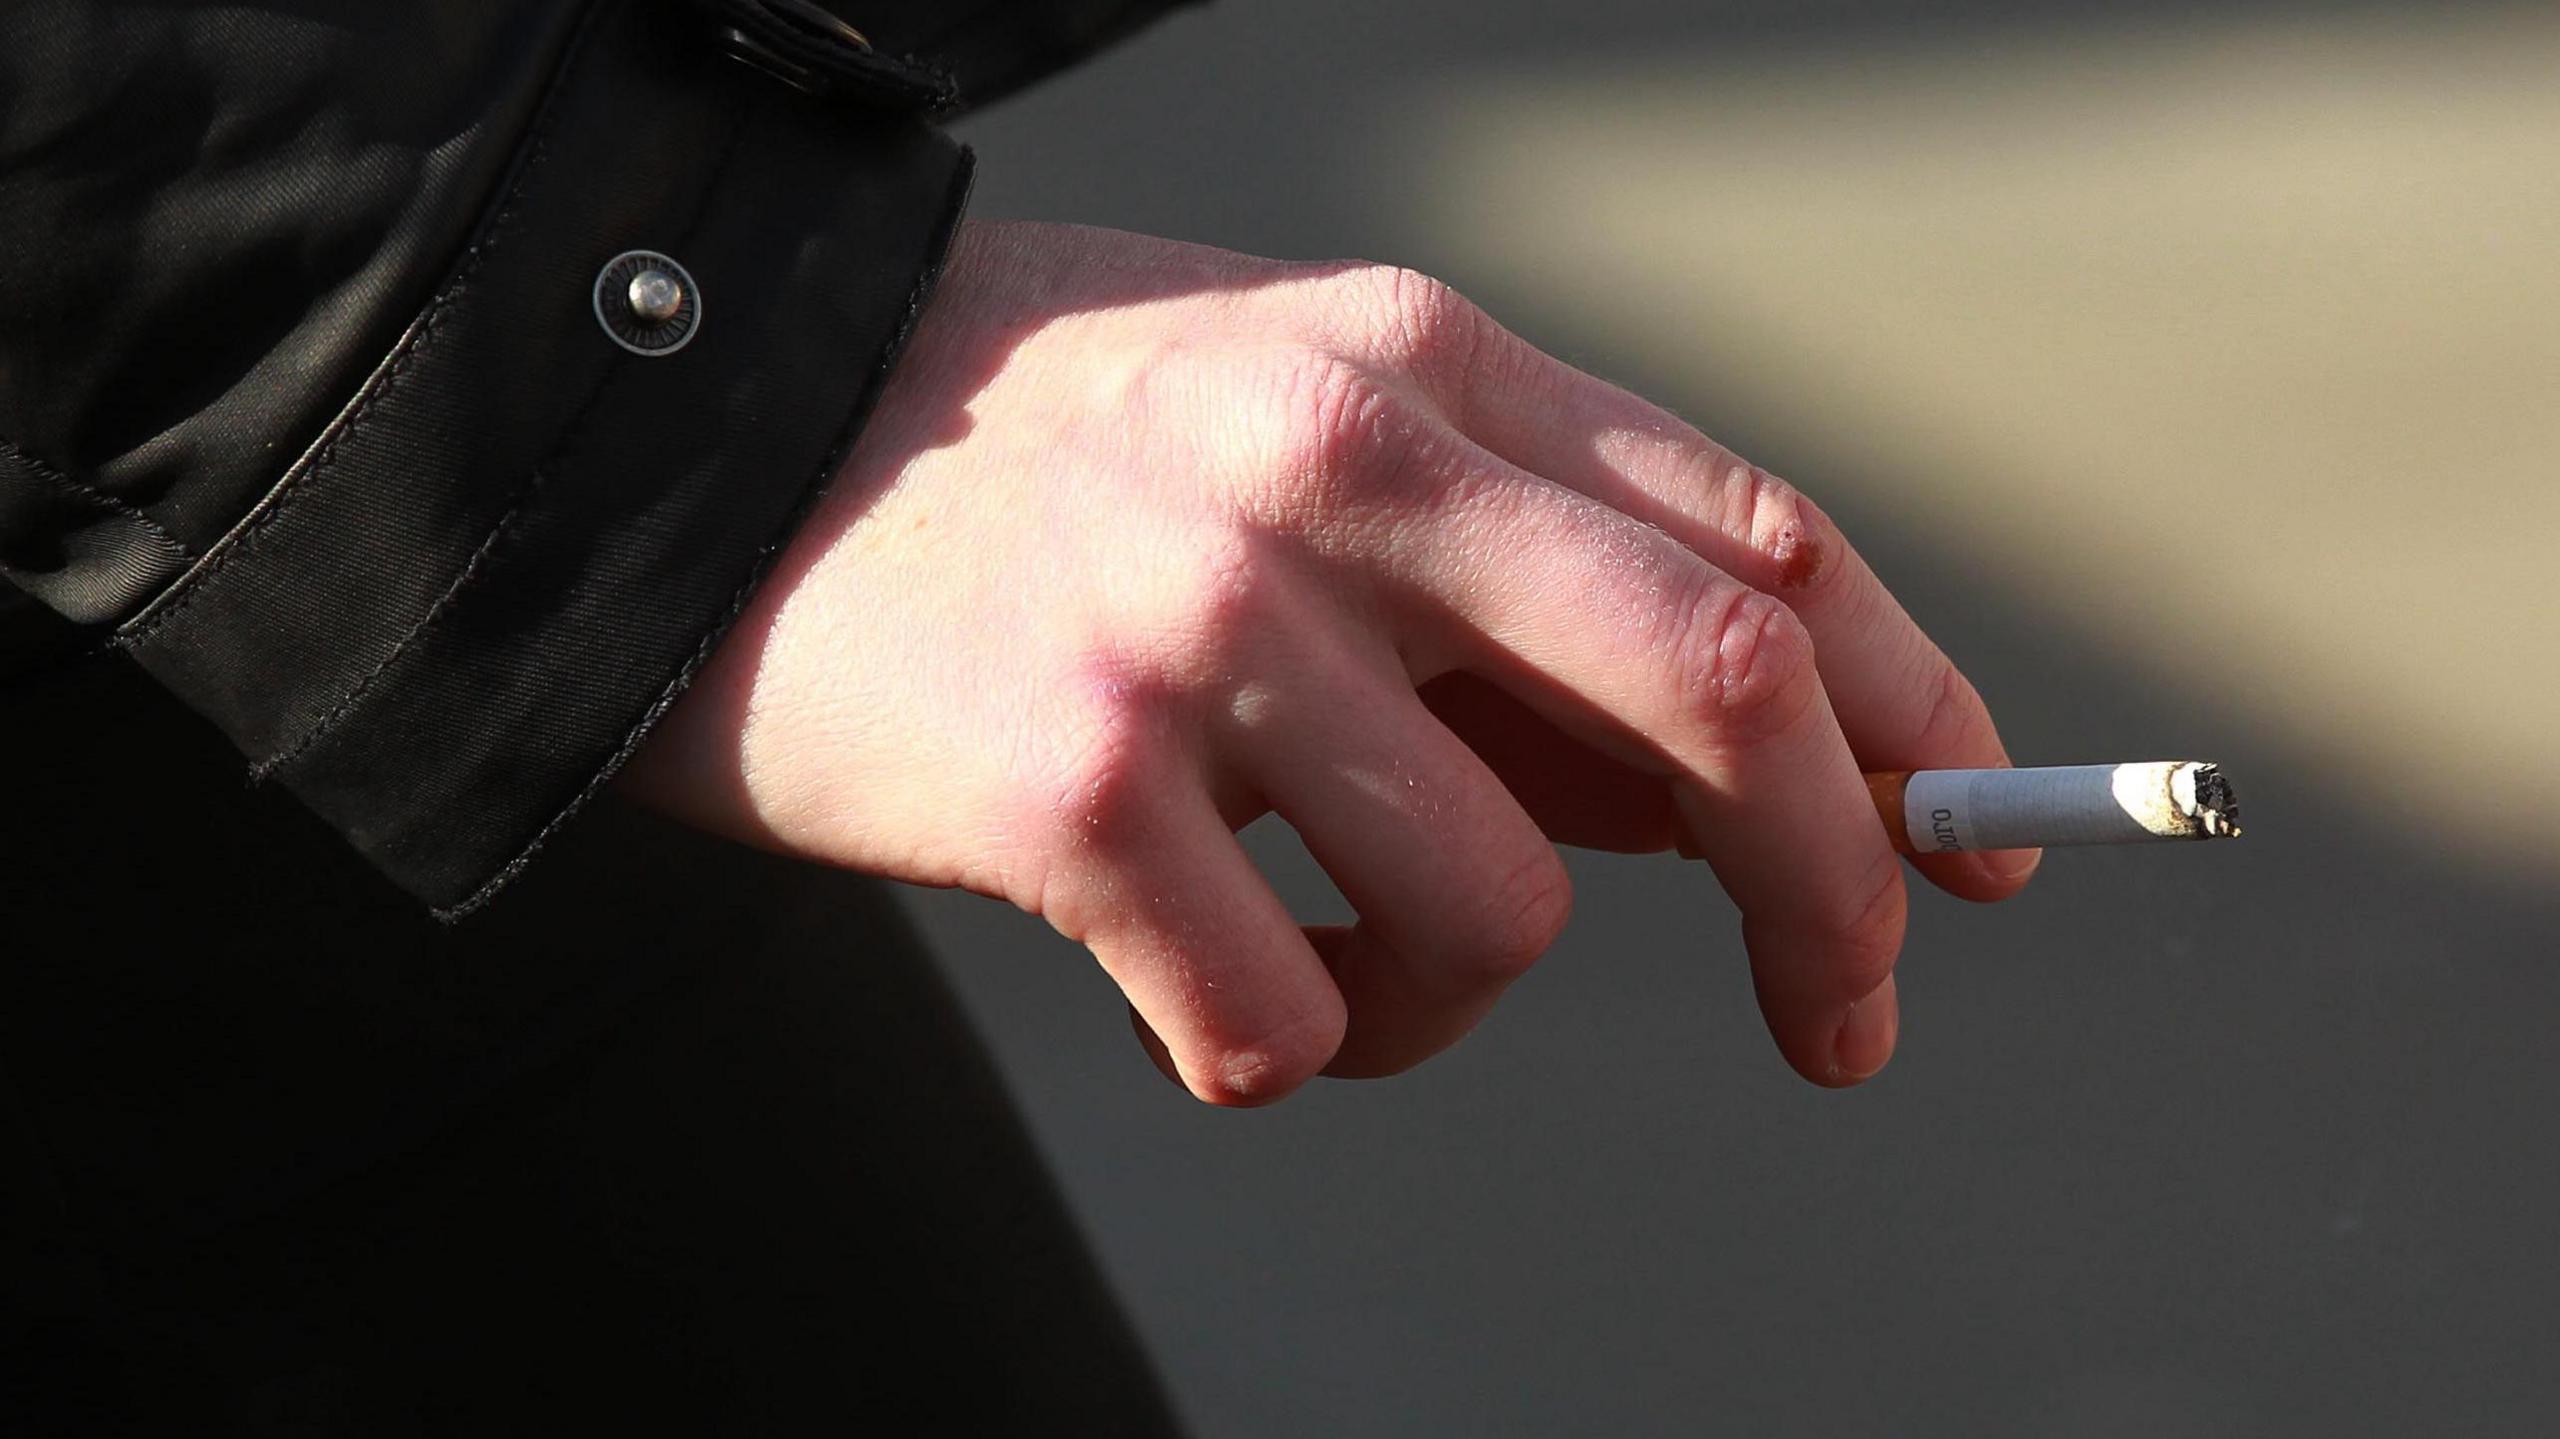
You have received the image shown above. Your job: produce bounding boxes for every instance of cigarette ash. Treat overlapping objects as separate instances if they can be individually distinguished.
[2184,763,2242,839]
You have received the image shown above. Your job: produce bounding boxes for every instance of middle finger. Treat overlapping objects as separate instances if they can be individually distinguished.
[1385,463,1908,1086]
[1446,342,2038,902]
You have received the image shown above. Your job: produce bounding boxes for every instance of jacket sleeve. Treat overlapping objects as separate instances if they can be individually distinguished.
[0,0,1191,918]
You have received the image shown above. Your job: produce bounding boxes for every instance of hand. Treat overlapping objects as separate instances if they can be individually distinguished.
[622,220,2038,1103]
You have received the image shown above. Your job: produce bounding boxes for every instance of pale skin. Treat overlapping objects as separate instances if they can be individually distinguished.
[621,220,2040,1104]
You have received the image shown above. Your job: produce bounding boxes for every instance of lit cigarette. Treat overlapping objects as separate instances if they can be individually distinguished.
[1864,762,2242,854]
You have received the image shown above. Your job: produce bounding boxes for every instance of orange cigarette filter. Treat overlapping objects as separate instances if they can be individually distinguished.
[1866,771,1922,855]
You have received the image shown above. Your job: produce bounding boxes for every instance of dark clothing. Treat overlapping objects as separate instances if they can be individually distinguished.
[3,2,1196,1430]
[1,0,1193,913]
[3,648,1182,1432]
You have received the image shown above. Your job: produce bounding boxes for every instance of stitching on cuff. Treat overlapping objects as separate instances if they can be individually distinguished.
[248,474,546,783]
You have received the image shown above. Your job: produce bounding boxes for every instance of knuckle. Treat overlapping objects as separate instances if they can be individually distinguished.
[1732,462,1837,596]
[1270,353,1397,484]
[1120,525,1302,696]
[1034,661,1177,862]
[1668,585,1821,746]
[1333,263,1486,369]
[1301,262,1501,429]
[1380,268,1486,374]
[1111,330,1207,419]
[1158,525,1283,665]
[1253,352,1446,525]
[1682,449,1838,598]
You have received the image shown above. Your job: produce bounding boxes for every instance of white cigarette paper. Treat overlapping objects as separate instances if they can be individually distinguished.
[1894,762,2241,852]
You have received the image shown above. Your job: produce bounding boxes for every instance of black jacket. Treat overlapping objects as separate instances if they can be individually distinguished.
[1,0,1195,916]
[1,9,1203,1428]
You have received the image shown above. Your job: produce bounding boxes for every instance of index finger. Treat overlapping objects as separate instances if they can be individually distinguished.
[1385,469,1907,1086]
[1396,320,2039,902]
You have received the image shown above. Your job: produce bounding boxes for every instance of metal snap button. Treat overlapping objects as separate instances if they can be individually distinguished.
[594,250,701,356]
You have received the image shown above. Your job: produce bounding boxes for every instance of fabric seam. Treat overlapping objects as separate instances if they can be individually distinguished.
[247,478,543,782]
[0,434,195,561]
[114,0,613,651]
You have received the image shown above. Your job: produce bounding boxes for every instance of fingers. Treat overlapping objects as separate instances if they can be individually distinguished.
[1388,469,1909,1085]
[1049,736,1347,1106]
[1216,637,1574,1079]
[1440,340,2038,902]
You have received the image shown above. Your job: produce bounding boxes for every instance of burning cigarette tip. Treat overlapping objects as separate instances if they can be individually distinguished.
[2180,762,2243,839]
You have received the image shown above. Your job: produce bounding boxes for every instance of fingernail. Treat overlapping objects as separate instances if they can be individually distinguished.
[1829,974,1899,1084]
[1978,848,2043,886]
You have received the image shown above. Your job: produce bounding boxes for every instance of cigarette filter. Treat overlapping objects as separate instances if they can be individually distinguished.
[1866,762,2241,854]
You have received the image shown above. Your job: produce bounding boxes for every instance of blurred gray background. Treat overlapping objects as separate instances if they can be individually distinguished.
[904,2,2560,1433]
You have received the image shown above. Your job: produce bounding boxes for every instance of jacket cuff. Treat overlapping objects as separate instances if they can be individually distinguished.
[117,1,974,917]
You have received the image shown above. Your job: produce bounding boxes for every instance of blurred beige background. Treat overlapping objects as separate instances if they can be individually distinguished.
[926,4,2560,1434]
[1399,2,2560,878]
